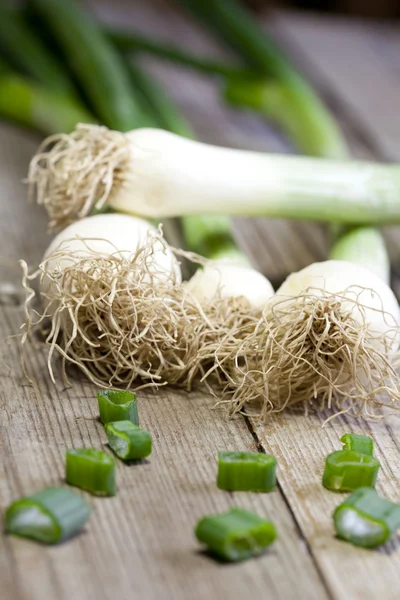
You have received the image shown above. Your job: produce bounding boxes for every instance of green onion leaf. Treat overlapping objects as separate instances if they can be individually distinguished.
[334,487,400,548]
[5,486,91,544]
[195,507,277,562]
[217,451,276,492]
[66,449,116,496]
[97,390,139,425]
[105,420,152,461]
[322,450,380,492]
[341,433,374,456]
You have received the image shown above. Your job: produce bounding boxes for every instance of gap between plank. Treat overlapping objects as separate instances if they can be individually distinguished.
[243,415,335,600]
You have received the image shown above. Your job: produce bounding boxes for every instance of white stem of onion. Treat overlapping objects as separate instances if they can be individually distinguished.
[30,125,400,231]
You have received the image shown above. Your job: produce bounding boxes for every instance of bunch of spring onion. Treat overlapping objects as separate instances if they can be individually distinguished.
[13,0,272,391]
[10,0,400,417]
[27,122,400,414]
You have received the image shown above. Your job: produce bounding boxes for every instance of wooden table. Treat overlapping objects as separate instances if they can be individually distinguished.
[1,2,400,599]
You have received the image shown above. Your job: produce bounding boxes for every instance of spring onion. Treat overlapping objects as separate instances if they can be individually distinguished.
[98,390,139,425]
[110,28,248,78]
[66,448,116,496]
[195,507,277,562]
[28,0,147,131]
[334,488,400,548]
[322,451,380,492]
[221,226,400,420]
[217,451,276,492]
[28,125,400,232]
[5,486,91,544]
[341,434,374,456]
[105,420,152,461]
[0,60,94,135]
[0,5,74,94]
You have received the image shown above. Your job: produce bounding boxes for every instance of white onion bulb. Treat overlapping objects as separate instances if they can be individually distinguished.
[185,262,274,310]
[274,259,400,352]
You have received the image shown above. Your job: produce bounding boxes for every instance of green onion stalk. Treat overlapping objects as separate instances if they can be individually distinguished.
[0,60,94,134]
[195,507,277,562]
[66,448,116,496]
[108,27,249,78]
[334,487,400,549]
[175,0,390,277]
[217,451,277,492]
[5,486,91,544]
[0,5,74,94]
[340,433,374,456]
[105,421,152,461]
[322,450,380,492]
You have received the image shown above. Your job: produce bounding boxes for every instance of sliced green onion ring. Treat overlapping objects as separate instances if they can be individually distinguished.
[5,486,91,544]
[334,487,400,548]
[217,451,276,492]
[66,448,116,496]
[97,389,139,425]
[105,420,152,461]
[195,507,277,562]
[341,434,374,456]
[322,450,380,492]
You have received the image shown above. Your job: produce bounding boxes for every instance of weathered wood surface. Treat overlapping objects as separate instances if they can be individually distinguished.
[1,2,400,599]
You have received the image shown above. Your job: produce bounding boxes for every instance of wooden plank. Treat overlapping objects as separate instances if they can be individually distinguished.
[0,121,328,598]
[271,11,400,162]
[2,3,400,599]
[243,8,400,600]
[252,413,400,600]
[0,305,329,600]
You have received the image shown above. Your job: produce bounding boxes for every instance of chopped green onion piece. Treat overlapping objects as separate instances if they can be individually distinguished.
[66,449,116,496]
[334,488,400,548]
[322,450,380,492]
[217,451,276,492]
[97,389,139,425]
[341,433,374,456]
[195,507,277,562]
[105,420,152,461]
[5,486,91,544]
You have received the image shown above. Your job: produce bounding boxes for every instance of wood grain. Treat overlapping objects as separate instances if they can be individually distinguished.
[0,78,327,599]
[1,2,400,598]
[0,303,327,600]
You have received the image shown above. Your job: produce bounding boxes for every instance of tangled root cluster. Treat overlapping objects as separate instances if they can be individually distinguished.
[216,288,400,422]
[20,227,400,422]
[20,235,258,392]
[28,124,130,231]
